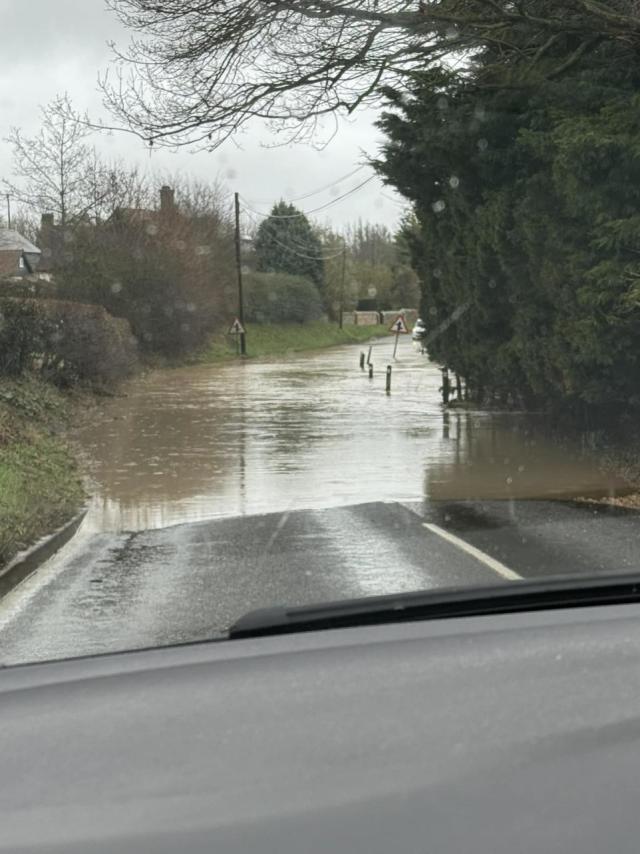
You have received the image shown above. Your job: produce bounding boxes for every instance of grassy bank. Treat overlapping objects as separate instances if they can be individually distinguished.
[199,322,391,363]
[0,377,85,567]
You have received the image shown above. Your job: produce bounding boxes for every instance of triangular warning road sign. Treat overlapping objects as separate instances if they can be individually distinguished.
[389,314,409,334]
[228,317,246,335]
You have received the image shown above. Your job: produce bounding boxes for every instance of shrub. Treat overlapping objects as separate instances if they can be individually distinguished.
[57,212,235,357]
[0,277,60,300]
[61,268,217,357]
[0,300,47,375]
[244,272,324,324]
[0,298,138,389]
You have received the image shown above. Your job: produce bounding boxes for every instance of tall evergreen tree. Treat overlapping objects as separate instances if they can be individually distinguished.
[254,202,325,292]
[376,20,640,410]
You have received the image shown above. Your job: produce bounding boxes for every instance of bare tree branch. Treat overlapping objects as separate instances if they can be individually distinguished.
[100,0,640,149]
[2,95,156,232]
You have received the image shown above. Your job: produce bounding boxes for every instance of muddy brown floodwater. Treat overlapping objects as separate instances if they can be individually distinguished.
[74,336,629,534]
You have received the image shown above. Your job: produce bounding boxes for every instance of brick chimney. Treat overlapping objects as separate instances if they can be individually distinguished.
[38,213,56,271]
[160,185,175,214]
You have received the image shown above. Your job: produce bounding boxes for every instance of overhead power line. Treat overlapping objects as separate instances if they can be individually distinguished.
[243,209,346,262]
[263,232,345,263]
[240,174,378,220]
[381,192,411,208]
[290,164,367,203]
[246,164,368,206]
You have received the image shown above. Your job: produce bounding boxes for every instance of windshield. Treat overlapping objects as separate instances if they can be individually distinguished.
[0,0,638,665]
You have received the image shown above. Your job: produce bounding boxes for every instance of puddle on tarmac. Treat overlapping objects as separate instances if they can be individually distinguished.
[74,336,630,532]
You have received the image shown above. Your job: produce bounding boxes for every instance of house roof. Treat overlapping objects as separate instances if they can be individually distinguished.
[0,229,41,255]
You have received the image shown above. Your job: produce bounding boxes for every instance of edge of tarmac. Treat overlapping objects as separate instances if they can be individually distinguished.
[0,506,89,599]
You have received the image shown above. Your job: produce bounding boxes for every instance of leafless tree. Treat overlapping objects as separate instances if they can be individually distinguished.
[160,173,233,222]
[3,95,158,233]
[2,96,98,229]
[90,156,155,223]
[101,1,640,149]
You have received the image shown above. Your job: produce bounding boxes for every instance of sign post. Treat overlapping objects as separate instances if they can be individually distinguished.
[234,192,247,355]
[228,317,246,356]
[389,314,409,358]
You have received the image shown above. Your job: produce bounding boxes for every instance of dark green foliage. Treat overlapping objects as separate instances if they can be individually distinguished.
[254,202,325,292]
[0,300,45,376]
[0,298,138,389]
[376,27,640,410]
[244,272,324,324]
[389,264,421,310]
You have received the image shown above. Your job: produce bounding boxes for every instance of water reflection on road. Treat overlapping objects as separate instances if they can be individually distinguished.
[76,336,627,533]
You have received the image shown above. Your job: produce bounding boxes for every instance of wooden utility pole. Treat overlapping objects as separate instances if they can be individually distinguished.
[5,194,11,229]
[338,242,346,329]
[234,192,247,355]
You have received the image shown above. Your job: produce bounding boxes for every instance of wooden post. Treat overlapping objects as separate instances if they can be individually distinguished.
[367,345,373,365]
[386,365,392,394]
[393,332,400,359]
[360,352,366,370]
[441,367,450,405]
[369,364,373,379]
[338,243,346,329]
[456,373,463,401]
[234,192,246,355]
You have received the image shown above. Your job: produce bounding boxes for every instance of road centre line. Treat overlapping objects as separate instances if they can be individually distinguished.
[422,523,522,582]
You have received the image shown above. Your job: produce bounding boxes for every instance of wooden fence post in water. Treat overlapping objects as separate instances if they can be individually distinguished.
[369,364,374,379]
[456,374,463,401]
[367,345,373,366]
[441,368,450,405]
[360,352,366,370]
[386,365,392,394]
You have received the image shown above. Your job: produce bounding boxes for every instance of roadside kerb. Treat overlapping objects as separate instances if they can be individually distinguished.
[0,506,88,599]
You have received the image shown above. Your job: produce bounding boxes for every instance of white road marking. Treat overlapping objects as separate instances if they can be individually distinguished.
[422,523,522,581]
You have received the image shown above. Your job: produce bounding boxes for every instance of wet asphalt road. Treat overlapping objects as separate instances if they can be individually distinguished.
[1,498,640,664]
[0,502,494,663]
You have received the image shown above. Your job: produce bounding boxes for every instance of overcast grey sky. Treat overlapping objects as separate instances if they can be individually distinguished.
[0,0,408,231]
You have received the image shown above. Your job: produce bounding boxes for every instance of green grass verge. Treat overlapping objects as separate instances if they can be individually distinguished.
[199,322,391,363]
[0,376,85,567]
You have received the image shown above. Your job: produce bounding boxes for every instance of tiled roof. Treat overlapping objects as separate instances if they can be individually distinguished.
[0,229,41,255]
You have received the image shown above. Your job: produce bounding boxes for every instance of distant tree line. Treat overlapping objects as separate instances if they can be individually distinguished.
[250,202,419,322]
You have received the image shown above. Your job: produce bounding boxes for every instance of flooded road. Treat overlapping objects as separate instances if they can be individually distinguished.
[77,336,625,533]
[0,334,637,664]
